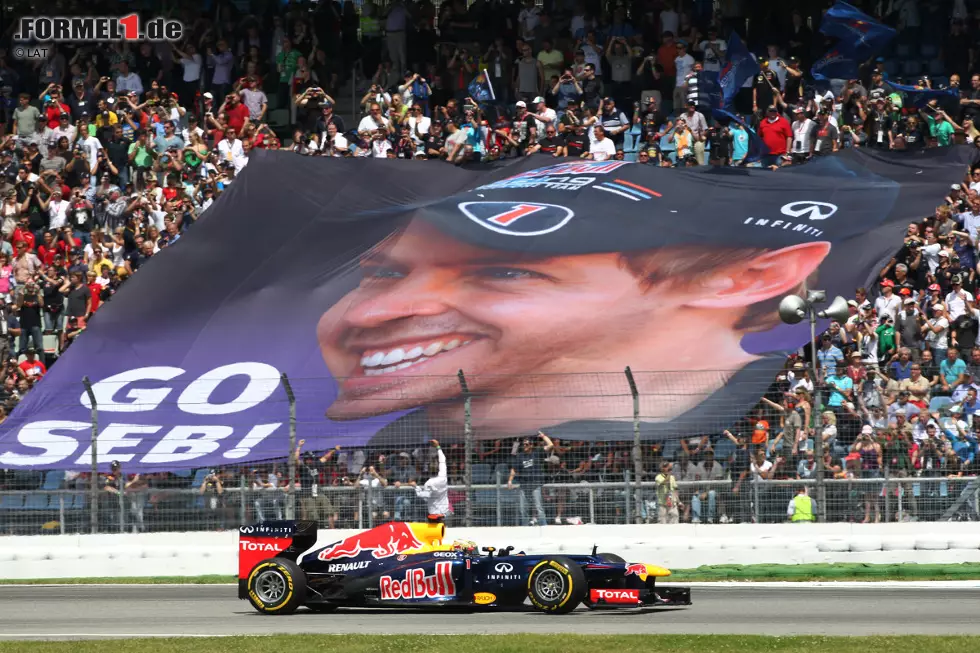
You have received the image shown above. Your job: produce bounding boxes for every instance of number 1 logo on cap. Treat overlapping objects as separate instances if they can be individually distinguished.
[458,201,575,236]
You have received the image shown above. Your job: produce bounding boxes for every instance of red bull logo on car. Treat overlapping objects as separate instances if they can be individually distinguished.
[317,522,423,561]
[625,563,648,578]
[380,562,457,600]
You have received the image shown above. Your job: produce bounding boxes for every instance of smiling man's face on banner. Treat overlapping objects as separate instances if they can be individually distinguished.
[316,218,829,433]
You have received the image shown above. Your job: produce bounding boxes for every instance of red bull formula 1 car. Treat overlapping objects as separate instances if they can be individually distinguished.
[239,520,691,615]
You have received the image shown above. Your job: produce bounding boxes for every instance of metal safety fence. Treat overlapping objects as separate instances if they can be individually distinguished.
[2,366,980,534]
[0,474,977,535]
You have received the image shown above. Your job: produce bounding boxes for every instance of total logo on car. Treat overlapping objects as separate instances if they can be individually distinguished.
[380,562,457,601]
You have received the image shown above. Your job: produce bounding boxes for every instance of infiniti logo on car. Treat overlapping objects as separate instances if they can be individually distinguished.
[494,562,514,573]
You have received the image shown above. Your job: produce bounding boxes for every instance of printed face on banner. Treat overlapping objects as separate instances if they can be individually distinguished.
[0,150,967,470]
[316,219,828,434]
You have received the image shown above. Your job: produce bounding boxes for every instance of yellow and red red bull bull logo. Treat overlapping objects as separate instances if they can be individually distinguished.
[379,562,456,600]
[625,563,647,578]
[316,522,443,561]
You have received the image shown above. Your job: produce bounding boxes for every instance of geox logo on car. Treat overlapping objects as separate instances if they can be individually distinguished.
[327,561,371,572]
[379,562,456,600]
[432,551,459,558]
[239,541,281,552]
[590,588,640,604]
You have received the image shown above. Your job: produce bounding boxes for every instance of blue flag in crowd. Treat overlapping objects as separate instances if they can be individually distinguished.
[883,80,960,109]
[467,71,496,104]
[713,107,768,164]
[819,1,896,54]
[717,31,758,108]
[811,46,862,81]
[697,70,723,110]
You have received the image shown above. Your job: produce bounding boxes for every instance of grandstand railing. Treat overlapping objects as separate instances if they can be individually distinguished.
[1,474,977,535]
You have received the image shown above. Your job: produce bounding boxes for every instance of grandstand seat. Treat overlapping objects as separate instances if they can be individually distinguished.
[471,463,492,484]
[42,470,65,490]
[190,468,210,488]
[927,59,945,77]
[492,463,510,483]
[895,44,912,59]
[24,493,51,510]
[884,60,899,77]
[0,494,25,509]
[902,60,923,77]
[172,469,192,479]
[42,333,59,357]
[69,493,86,510]
[921,44,938,59]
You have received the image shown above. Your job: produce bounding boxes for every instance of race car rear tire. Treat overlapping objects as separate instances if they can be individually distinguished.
[527,556,586,614]
[246,557,307,615]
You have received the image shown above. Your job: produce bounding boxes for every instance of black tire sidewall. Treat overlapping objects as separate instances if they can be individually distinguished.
[247,558,305,614]
[527,557,585,613]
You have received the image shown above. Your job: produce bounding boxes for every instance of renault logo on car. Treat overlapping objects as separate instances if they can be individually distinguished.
[780,201,838,221]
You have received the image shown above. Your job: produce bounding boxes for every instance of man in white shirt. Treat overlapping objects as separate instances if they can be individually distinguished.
[45,189,70,230]
[370,130,392,158]
[76,116,103,187]
[412,439,449,520]
[789,107,814,163]
[319,123,349,156]
[518,0,541,45]
[945,275,975,320]
[674,41,695,112]
[529,97,557,142]
[588,125,616,161]
[406,105,430,145]
[874,279,902,322]
[115,61,144,97]
[957,199,980,242]
[697,28,727,72]
[216,128,247,175]
[357,103,392,135]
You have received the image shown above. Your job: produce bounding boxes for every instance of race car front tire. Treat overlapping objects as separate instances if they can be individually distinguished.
[526,556,587,614]
[246,557,307,615]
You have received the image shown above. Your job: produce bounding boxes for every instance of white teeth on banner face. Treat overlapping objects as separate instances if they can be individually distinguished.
[360,339,476,374]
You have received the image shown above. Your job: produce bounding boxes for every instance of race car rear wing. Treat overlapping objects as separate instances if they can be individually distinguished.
[238,520,318,599]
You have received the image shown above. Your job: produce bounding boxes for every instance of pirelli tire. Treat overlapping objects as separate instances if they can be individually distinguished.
[246,557,307,615]
[526,556,587,614]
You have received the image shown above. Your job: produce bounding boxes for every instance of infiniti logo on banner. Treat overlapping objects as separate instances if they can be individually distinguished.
[780,201,839,221]
[494,563,514,573]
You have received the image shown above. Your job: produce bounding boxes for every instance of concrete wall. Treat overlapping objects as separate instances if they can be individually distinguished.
[3,523,980,580]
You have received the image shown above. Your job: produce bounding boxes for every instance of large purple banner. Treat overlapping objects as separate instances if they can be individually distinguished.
[0,148,970,471]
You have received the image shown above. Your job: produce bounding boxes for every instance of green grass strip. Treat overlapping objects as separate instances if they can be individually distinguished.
[3,563,980,585]
[1,635,980,653]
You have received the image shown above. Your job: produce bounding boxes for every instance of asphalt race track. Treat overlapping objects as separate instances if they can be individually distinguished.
[1,584,979,639]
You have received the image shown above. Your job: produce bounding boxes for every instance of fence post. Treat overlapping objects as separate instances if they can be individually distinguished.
[82,377,98,535]
[752,476,760,523]
[458,370,473,528]
[281,372,297,520]
[623,469,632,525]
[883,466,891,523]
[624,366,642,524]
[495,469,502,527]
[239,474,247,525]
[118,461,126,533]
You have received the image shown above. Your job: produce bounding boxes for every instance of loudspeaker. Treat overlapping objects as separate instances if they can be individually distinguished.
[778,295,808,324]
[817,296,851,324]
